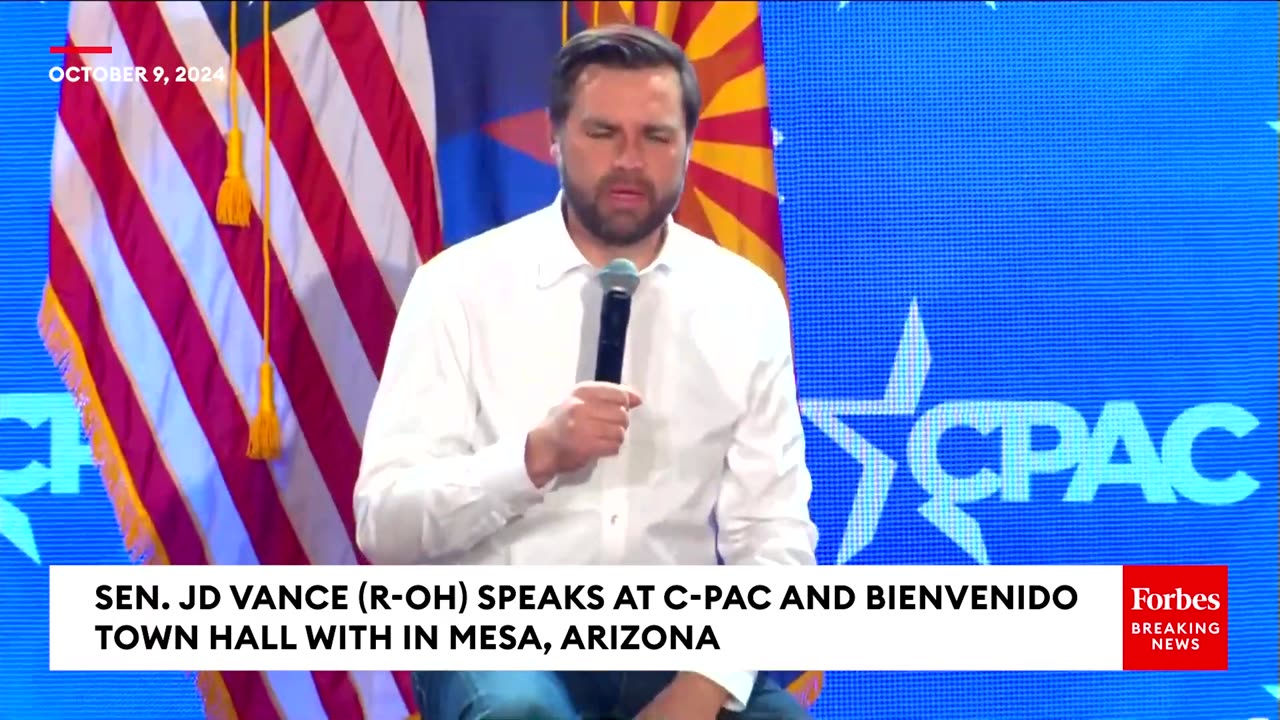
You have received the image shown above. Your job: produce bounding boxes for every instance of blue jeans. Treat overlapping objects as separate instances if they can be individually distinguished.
[411,670,810,719]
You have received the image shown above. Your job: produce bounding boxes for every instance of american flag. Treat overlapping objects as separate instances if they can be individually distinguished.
[41,1,811,718]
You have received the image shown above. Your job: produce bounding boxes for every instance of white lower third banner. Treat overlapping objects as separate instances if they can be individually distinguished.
[47,564,1229,673]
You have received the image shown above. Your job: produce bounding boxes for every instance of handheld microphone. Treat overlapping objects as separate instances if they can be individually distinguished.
[593,259,640,384]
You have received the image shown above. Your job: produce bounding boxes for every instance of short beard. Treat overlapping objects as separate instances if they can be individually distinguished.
[561,170,682,248]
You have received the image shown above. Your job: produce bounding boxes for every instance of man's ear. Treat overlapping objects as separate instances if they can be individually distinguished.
[551,133,567,175]
[550,124,563,164]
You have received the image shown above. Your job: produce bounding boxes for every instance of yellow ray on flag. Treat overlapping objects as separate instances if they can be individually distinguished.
[648,1,682,38]
[690,141,778,196]
[683,1,758,61]
[701,65,769,119]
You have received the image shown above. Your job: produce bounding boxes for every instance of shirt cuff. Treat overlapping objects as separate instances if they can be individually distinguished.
[688,670,757,712]
[473,434,548,518]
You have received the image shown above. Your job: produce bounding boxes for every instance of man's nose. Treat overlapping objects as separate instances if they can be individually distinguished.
[613,135,644,170]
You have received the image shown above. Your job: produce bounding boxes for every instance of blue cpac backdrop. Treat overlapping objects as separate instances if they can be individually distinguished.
[1,2,1276,719]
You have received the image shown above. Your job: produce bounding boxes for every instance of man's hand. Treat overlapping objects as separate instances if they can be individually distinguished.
[524,381,643,487]
[635,673,730,720]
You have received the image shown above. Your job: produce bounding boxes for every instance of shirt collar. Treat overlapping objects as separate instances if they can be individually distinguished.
[535,191,686,288]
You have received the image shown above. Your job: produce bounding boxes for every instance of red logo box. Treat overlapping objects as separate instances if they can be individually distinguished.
[1122,565,1228,671]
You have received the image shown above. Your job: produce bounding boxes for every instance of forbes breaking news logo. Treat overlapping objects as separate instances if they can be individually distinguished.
[800,300,1262,565]
[1122,565,1228,670]
[0,393,94,564]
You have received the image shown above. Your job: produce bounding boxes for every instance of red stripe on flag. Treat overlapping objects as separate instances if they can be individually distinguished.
[670,1,717,46]
[110,5,368,717]
[633,2,659,28]
[58,49,289,720]
[237,21,399,377]
[572,1,594,27]
[699,15,766,79]
[687,161,782,253]
[694,108,772,148]
[315,0,443,263]
[48,214,210,568]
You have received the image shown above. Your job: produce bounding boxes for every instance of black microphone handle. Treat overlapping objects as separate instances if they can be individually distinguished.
[594,289,632,384]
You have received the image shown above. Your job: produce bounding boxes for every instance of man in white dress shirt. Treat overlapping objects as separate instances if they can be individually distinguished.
[355,23,817,720]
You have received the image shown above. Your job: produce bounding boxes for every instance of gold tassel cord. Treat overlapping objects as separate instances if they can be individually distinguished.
[215,1,251,227]
[247,0,281,460]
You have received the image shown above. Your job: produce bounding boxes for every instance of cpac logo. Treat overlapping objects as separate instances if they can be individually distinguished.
[800,300,1261,565]
[0,393,94,563]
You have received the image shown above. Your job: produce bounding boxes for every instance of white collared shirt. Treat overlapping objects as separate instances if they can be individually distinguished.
[355,196,819,709]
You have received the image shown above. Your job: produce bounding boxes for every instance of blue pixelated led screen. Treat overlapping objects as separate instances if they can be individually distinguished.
[0,2,1275,719]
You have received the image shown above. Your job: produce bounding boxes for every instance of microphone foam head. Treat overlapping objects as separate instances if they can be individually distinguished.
[598,258,640,296]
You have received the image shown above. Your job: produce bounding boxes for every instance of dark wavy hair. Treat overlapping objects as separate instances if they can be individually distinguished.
[549,24,702,137]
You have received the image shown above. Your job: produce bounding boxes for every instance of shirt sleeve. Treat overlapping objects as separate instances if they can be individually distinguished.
[689,670,758,712]
[715,282,819,567]
[354,261,549,564]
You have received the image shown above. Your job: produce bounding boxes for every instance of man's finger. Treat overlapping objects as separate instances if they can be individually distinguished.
[621,386,643,408]
[581,402,630,427]
[576,382,643,408]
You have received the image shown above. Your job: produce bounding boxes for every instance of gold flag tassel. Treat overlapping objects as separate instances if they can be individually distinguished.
[248,0,281,460]
[216,1,251,227]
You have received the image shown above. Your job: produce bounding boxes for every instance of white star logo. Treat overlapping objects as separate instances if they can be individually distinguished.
[799,300,932,564]
[800,301,997,564]
[0,498,38,563]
